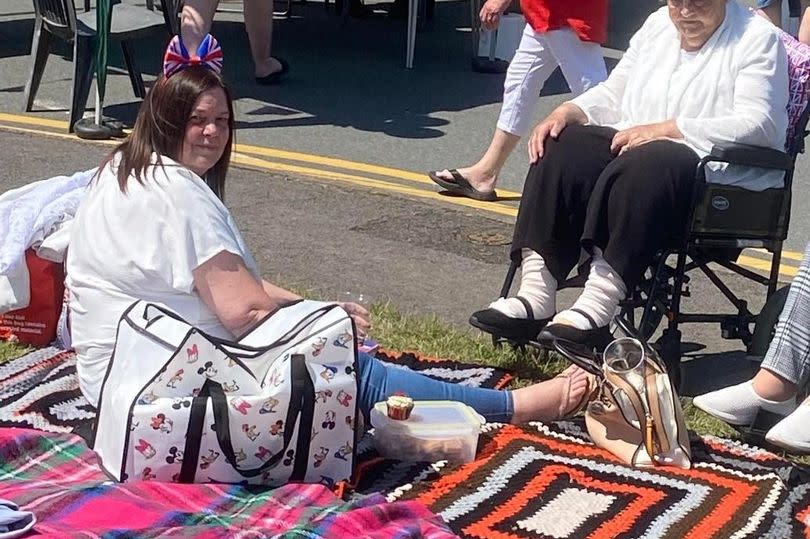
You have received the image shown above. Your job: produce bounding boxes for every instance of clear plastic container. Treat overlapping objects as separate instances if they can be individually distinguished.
[370,400,485,463]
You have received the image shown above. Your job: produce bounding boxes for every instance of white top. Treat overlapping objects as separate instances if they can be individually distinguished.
[570,1,789,189]
[66,155,260,406]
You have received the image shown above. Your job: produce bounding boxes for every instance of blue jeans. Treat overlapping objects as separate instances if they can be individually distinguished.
[356,352,514,423]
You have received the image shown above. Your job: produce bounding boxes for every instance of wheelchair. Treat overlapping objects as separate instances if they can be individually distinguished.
[488,46,810,400]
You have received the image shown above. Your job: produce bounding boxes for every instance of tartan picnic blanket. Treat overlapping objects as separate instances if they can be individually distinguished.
[0,428,457,538]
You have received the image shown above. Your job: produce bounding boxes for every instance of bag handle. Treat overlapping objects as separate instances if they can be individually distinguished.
[612,316,667,372]
[179,354,315,482]
[550,338,603,377]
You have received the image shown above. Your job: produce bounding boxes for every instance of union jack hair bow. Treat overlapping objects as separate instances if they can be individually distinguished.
[163,34,224,78]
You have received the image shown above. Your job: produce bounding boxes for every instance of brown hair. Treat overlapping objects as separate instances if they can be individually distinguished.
[100,66,235,199]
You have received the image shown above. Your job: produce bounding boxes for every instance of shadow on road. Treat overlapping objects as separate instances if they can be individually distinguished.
[2,0,581,138]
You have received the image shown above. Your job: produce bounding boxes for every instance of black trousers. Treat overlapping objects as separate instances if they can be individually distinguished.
[512,124,701,292]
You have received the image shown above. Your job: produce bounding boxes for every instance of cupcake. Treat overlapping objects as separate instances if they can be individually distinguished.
[386,394,414,420]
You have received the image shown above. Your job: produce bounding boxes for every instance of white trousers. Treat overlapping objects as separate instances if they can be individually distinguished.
[497,25,607,137]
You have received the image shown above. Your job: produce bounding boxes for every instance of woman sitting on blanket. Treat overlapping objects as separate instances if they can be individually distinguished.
[66,35,590,430]
[694,242,810,453]
[470,0,790,350]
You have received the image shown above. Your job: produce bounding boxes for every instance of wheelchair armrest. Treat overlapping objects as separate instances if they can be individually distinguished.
[704,142,793,171]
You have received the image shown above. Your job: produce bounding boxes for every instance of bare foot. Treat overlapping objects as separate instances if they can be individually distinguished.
[510,365,591,424]
[434,166,497,193]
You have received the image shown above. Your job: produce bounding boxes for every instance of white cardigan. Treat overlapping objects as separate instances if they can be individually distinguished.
[571,1,789,189]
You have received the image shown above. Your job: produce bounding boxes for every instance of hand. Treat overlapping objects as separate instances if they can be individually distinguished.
[479,0,511,30]
[527,103,586,163]
[610,120,680,156]
[338,302,372,335]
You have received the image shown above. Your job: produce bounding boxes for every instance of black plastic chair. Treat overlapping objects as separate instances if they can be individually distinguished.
[24,0,170,132]
[146,0,182,35]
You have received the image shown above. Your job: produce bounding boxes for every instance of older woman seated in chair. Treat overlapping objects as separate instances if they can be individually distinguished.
[470,0,789,350]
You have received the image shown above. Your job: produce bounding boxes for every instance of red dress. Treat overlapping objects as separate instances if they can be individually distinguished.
[519,0,608,44]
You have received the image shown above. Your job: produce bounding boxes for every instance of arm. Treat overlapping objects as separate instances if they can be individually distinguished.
[675,30,789,154]
[800,7,810,45]
[192,252,370,338]
[181,0,218,52]
[262,279,300,303]
[610,119,683,155]
[479,0,512,31]
[527,102,588,162]
[568,14,645,126]
[192,250,296,337]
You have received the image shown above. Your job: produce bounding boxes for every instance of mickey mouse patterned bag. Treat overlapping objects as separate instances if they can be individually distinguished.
[93,300,359,486]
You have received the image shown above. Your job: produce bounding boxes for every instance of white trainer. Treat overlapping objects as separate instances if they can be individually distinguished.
[766,399,810,453]
[692,381,796,426]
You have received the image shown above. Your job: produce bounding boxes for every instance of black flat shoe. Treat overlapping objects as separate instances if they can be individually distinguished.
[469,297,551,341]
[536,308,614,353]
[255,57,290,85]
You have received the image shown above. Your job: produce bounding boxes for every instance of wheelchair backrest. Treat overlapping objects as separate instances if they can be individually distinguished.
[780,29,810,156]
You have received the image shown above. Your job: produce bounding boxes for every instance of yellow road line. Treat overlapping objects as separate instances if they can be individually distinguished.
[0,123,119,146]
[737,254,798,277]
[0,112,69,130]
[235,142,432,184]
[0,114,802,277]
[233,144,527,198]
[0,111,523,197]
[751,248,804,262]
[231,152,518,217]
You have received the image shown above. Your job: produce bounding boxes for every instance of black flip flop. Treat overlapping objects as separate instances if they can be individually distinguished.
[255,57,290,85]
[428,169,498,202]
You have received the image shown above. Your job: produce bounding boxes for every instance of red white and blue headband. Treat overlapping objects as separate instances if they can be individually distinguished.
[163,34,224,79]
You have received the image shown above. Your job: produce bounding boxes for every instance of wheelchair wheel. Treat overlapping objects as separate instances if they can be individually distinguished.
[638,303,665,341]
[656,328,683,391]
[748,285,790,358]
[617,303,664,342]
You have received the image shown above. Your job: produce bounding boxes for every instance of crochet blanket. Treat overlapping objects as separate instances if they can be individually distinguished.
[391,422,810,538]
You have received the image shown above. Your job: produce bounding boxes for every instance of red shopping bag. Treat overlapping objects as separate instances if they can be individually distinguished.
[0,250,65,347]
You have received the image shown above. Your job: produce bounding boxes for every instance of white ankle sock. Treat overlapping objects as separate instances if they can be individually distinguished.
[554,250,627,329]
[489,249,556,319]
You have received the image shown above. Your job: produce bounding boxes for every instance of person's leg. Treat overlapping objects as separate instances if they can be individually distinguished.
[181,0,219,53]
[471,125,615,334]
[549,140,701,336]
[799,7,810,44]
[243,0,284,78]
[757,241,810,394]
[765,251,810,449]
[355,353,590,424]
[586,141,699,292]
[543,27,607,96]
[431,24,558,194]
[511,124,616,283]
[697,243,810,449]
[693,241,810,425]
